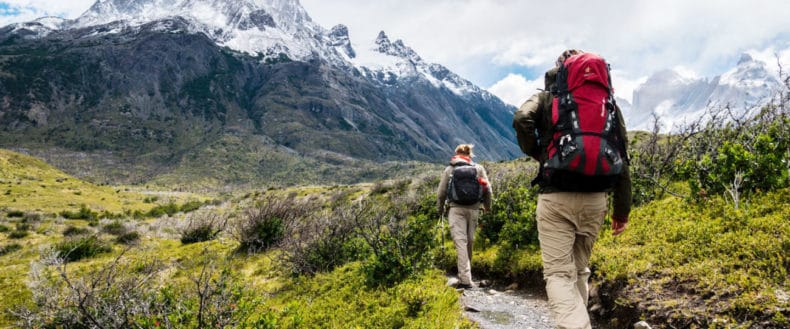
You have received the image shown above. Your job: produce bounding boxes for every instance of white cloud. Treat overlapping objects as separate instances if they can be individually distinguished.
[487,73,543,107]
[0,0,93,26]
[610,71,648,104]
[747,47,790,78]
[301,0,790,85]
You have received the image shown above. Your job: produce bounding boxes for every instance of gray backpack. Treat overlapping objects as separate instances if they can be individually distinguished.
[447,164,483,205]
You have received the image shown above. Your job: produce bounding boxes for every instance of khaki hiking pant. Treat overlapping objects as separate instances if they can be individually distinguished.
[537,192,607,329]
[448,206,479,285]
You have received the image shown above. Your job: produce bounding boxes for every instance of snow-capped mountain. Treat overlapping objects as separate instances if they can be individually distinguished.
[6,0,484,98]
[0,0,519,186]
[70,0,329,60]
[626,54,782,131]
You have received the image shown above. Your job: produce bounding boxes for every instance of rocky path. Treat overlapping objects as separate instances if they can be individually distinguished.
[459,285,555,329]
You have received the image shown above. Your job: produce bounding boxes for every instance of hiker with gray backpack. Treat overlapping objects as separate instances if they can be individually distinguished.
[513,49,632,329]
[436,144,493,289]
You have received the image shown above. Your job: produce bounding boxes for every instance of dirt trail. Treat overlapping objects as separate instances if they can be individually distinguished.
[460,285,555,329]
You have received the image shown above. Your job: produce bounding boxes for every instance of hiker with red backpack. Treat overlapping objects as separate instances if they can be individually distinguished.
[513,49,632,329]
[436,144,493,289]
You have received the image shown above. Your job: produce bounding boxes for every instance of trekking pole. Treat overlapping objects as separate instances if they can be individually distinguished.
[439,202,447,253]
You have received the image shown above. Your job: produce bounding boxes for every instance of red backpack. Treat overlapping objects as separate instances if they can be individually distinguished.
[541,53,627,191]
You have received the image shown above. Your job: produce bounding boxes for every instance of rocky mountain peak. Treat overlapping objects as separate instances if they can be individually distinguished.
[373,30,421,63]
[737,53,754,65]
[328,24,355,59]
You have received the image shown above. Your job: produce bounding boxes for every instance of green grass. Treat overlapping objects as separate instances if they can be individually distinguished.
[592,188,790,326]
[262,263,475,328]
[0,149,151,213]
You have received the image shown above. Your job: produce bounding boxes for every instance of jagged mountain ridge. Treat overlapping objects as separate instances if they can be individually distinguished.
[6,0,488,98]
[0,0,519,186]
[624,54,783,131]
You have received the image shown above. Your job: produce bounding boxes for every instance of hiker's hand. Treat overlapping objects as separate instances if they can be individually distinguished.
[611,219,627,236]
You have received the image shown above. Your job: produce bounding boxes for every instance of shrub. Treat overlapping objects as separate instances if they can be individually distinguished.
[59,205,98,220]
[101,221,127,236]
[0,224,10,232]
[356,195,437,287]
[233,194,314,253]
[147,202,179,218]
[15,222,31,231]
[0,243,22,256]
[478,167,539,249]
[7,210,24,218]
[9,230,29,239]
[21,212,42,223]
[62,225,90,236]
[55,235,112,262]
[179,200,204,213]
[115,231,141,245]
[14,251,258,328]
[278,206,367,275]
[180,212,227,244]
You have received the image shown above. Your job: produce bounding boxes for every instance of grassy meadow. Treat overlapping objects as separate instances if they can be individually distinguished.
[0,95,789,328]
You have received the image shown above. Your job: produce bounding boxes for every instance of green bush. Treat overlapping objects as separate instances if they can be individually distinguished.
[8,230,28,239]
[0,243,22,256]
[6,210,24,218]
[146,202,180,218]
[115,231,140,245]
[179,200,204,213]
[15,222,31,231]
[359,195,437,287]
[0,224,9,232]
[15,251,260,328]
[60,205,98,220]
[62,225,90,236]
[180,213,227,244]
[233,195,313,253]
[101,221,127,236]
[55,235,112,262]
[21,212,42,223]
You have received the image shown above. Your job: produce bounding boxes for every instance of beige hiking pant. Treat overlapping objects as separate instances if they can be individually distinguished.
[448,206,479,285]
[537,192,607,329]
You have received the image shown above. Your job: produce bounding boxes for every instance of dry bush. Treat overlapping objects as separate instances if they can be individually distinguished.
[180,212,228,244]
[12,248,255,328]
[277,203,364,275]
[232,193,315,253]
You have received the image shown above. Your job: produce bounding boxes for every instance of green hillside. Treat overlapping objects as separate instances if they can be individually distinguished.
[0,148,153,213]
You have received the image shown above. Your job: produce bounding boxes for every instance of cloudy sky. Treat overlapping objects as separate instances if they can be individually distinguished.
[2,0,789,106]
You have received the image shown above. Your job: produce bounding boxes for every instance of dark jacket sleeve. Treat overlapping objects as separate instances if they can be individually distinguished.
[611,104,632,223]
[513,93,545,160]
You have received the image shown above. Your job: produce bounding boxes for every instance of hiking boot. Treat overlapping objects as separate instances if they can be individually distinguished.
[456,282,477,289]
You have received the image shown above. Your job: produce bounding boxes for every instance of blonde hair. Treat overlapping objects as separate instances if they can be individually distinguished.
[556,49,583,67]
[455,144,474,157]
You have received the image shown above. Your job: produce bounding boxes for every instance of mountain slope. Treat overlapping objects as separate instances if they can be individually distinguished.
[0,0,519,187]
[0,149,151,213]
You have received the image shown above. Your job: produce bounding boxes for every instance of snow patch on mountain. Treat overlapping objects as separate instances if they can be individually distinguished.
[64,0,479,96]
[3,0,510,101]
